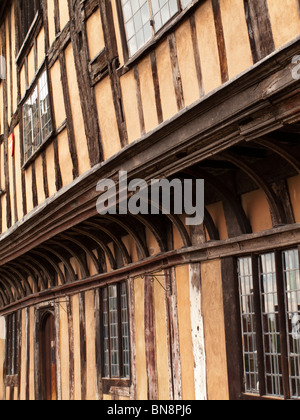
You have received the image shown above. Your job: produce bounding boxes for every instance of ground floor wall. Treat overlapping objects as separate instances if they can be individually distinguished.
[201,260,229,400]
[0,260,229,401]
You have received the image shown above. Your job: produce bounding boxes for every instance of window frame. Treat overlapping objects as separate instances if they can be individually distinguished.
[236,246,300,400]
[5,312,20,385]
[99,281,131,385]
[116,0,200,66]
[21,63,54,167]
[17,0,41,55]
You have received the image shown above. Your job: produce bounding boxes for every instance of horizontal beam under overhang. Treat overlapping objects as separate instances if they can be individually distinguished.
[0,222,300,316]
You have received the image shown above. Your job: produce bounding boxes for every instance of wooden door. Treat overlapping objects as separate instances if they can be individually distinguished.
[40,312,57,401]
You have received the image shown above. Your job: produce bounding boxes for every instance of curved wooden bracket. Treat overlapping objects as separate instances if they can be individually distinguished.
[222,152,287,226]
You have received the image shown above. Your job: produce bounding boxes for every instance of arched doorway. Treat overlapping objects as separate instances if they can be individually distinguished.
[39,312,57,401]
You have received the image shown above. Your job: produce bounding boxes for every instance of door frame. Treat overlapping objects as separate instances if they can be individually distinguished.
[35,303,60,400]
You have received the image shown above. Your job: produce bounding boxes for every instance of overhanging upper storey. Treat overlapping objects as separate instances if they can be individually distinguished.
[0,33,299,311]
[0,0,300,249]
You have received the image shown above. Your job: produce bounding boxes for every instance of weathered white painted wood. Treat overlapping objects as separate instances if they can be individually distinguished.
[189,264,207,400]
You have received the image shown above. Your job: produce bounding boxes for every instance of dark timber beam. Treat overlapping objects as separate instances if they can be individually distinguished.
[67,0,104,166]
[84,221,131,266]
[254,138,300,174]
[0,276,14,303]
[243,0,275,63]
[59,233,102,275]
[0,284,10,306]
[48,239,89,279]
[211,0,229,83]
[6,264,32,296]
[11,261,39,294]
[99,0,128,147]
[135,215,169,253]
[184,168,252,237]
[31,254,61,287]
[204,208,220,241]
[25,254,55,289]
[0,290,5,307]
[39,245,77,284]
[16,259,43,292]
[72,227,117,270]
[3,268,26,298]
[100,215,149,259]
[221,152,287,226]
[0,269,23,300]
[25,255,53,289]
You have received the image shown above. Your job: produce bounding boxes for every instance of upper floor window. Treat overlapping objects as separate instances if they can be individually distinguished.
[18,0,40,48]
[23,70,52,162]
[120,0,194,57]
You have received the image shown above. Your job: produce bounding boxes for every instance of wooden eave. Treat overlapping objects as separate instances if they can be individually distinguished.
[0,35,300,268]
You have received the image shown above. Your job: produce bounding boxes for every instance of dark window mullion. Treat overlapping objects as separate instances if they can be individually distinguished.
[37,80,42,151]
[11,313,16,375]
[117,283,124,378]
[101,287,111,379]
[252,254,267,397]
[122,281,131,379]
[275,250,291,400]
[5,314,18,377]
[16,311,21,377]
[100,283,131,381]
[99,289,105,378]
[6,315,12,376]
[107,287,112,379]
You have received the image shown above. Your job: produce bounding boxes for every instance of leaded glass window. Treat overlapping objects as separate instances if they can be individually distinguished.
[237,250,300,400]
[23,70,52,162]
[120,0,194,57]
[101,282,131,379]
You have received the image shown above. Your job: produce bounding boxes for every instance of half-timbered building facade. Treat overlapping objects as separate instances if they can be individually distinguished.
[1,0,300,400]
